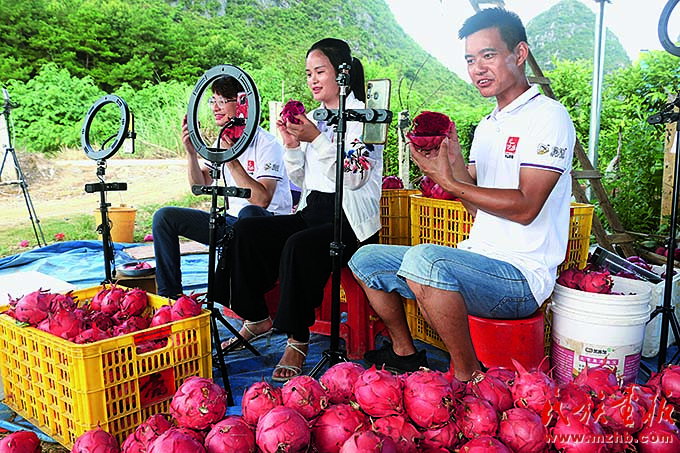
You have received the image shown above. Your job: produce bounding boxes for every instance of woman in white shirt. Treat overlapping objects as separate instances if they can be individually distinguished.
[221,38,382,382]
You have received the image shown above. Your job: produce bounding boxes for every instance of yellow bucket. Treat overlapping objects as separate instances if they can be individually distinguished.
[94,206,137,243]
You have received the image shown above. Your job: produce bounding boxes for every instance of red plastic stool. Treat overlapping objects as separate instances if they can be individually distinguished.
[468,309,545,371]
[311,267,388,360]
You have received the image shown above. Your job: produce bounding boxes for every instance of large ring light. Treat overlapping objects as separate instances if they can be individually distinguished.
[186,65,261,163]
[659,0,680,57]
[81,94,131,160]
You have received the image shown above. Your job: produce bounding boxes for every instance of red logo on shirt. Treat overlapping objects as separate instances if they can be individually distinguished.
[247,160,255,172]
[505,137,519,159]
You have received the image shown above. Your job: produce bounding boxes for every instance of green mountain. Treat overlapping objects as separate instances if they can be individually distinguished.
[526,0,631,73]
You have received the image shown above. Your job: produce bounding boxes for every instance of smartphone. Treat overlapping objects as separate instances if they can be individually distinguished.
[363,79,391,144]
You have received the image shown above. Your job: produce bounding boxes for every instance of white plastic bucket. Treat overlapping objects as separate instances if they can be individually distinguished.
[550,276,652,386]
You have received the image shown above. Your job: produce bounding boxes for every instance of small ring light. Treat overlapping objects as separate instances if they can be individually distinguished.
[81,94,131,160]
[186,64,261,163]
[659,0,680,57]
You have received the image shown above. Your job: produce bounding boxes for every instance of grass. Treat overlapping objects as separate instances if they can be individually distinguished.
[0,194,205,259]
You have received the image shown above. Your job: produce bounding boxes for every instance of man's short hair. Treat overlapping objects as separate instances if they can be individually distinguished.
[458,7,528,50]
[211,76,243,99]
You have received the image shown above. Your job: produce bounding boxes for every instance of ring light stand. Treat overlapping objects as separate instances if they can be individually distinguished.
[82,94,135,283]
[308,64,392,377]
[186,64,261,406]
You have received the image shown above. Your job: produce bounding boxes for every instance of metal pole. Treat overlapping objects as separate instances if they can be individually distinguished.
[588,0,607,175]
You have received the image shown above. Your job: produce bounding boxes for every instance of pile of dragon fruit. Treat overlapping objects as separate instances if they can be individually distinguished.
[2,285,202,345]
[14,359,676,452]
[556,255,664,295]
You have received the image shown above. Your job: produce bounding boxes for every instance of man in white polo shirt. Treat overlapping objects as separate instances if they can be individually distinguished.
[349,7,575,381]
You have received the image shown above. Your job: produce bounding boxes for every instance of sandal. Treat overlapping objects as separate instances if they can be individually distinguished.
[271,339,308,383]
[221,318,273,353]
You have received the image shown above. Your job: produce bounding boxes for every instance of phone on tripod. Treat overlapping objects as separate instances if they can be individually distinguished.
[363,79,391,144]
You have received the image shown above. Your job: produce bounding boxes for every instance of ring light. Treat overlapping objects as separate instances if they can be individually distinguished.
[81,94,131,160]
[186,64,261,163]
[659,0,680,57]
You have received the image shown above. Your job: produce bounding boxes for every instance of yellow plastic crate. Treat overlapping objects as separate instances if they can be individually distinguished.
[558,203,594,273]
[404,297,446,351]
[0,285,212,449]
[380,189,420,245]
[410,195,474,247]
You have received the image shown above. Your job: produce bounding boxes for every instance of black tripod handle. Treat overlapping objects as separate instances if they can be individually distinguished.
[191,185,251,198]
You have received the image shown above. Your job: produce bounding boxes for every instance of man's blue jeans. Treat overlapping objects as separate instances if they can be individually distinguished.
[152,205,271,297]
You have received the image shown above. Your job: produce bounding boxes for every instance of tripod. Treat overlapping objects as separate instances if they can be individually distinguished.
[308,65,392,377]
[192,165,258,406]
[641,97,680,374]
[1,89,46,246]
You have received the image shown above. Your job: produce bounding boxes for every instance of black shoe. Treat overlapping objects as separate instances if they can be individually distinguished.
[363,342,428,374]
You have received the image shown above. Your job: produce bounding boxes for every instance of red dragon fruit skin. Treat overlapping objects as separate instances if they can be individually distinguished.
[551,412,608,453]
[311,403,369,453]
[319,362,365,405]
[510,358,557,414]
[457,435,512,452]
[498,407,548,453]
[353,365,405,418]
[256,406,311,453]
[11,288,51,325]
[281,375,329,421]
[371,414,421,453]
[71,426,120,453]
[169,376,227,431]
[150,305,172,326]
[0,430,42,453]
[280,99,306,125]
[419,419,462,452]
[241,380,283,427]
[403,368,455,429]
[204,416,257,453]
[573,365,619,404]
[170,294,202,321]
[577,270,614,294]
[556,267,586,289]
[466,370,514,414]
[118,288,148,318]
[120,413,172,452]
[338,430,398,453]
[456,394,499,439]
[146,428,206,453]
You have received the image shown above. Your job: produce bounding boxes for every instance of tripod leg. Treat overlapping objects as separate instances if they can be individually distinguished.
[210,309,234,406]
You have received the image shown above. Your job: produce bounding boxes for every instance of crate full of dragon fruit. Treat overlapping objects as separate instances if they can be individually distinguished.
[0,284,212,449]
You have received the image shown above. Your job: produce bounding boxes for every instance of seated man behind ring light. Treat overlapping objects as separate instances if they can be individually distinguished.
[152,76,293,298]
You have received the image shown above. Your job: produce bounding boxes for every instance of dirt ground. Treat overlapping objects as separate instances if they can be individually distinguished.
[0,153,190,229]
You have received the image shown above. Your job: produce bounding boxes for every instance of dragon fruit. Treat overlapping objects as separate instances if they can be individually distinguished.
[311,403,369,453]
[353,365,404,418]
[338,430,397,453]
[429,183,456,200]
[169,376,227,430]
[280,99,306,124]
[49,290,77,312]
[637,418,680,453]
[556,268,586,289]
[170,294,202,321]
[510,358,557,414]
[457,435,512,452]
[403,368,454,429]
[593,392,644,435]
[660,363,680,406]
[281,375,329,421]
[577,271,614,294]
[467,370,514,413]
[419,175,436,198]
[204,416,256,453]
[0,430,41,453]
[419,421,463,452]
[241,380,283,427]
[406,111,453,152]
[112,316,150,336]
[456,394,499,439]
[85,310,114,331]
[41,309,83,340]
[90,287,110,311]
[551,412,607,453]
[118,288,148,318]
[71,426,120,452]
[381,175,404,190]
[146,428,206,453]
[371,415,421,453]
[120,414,172,453]
[573,365,619,403]
[150,305,172,326]
[497,407,547,453]
[100,285,126,316]
[552,381,594,421]
[486,367,516,386]
[319,362,365,405]
[74,326,111,344]
[256,406,311,453]
[11,288,51,325]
